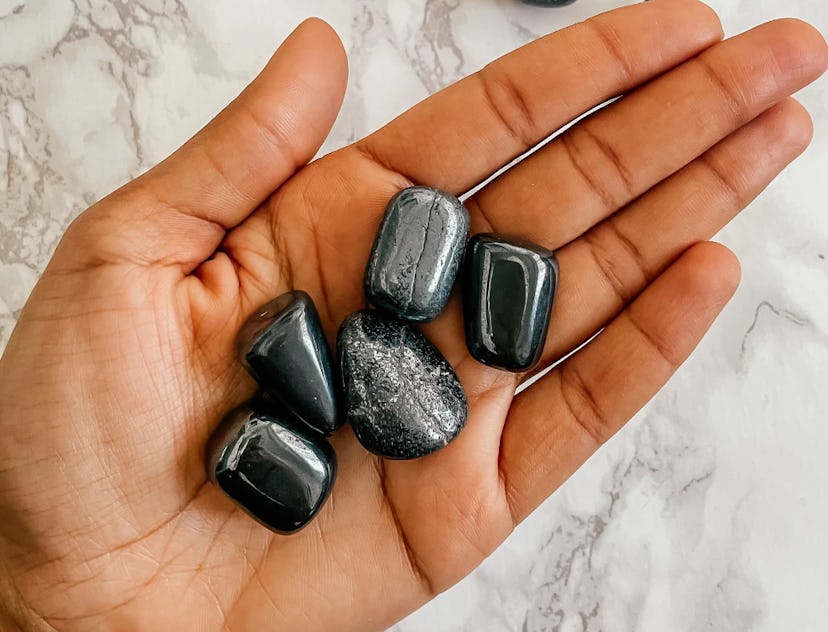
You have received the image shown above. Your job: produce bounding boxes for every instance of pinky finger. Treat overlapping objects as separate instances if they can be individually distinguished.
[499,241,740,523]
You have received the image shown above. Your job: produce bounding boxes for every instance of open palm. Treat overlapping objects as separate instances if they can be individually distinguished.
[1,3,826,630]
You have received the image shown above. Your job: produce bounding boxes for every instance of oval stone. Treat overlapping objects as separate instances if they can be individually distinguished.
[337,310,468,459]
[463,234,559,372]
[207,401,337,534]
[364,186,470,322]
[237,291,341,435]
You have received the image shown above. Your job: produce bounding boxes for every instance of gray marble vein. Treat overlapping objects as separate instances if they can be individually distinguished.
[1,1,827,630]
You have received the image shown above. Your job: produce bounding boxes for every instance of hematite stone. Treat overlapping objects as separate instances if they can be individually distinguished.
[207,403,337,534]
[364,186,470,322]
[237,291,340,435]
[337,310,467,459]
[463,234,559,372]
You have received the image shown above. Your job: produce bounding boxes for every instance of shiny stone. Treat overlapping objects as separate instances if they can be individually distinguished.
[207,402,337,534]
[463,234,559,372]
[364,186,469,322]
[237,291,340,435]
[337,310,467,459]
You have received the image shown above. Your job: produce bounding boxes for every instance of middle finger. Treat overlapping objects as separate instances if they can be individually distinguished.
[467,19,826,247]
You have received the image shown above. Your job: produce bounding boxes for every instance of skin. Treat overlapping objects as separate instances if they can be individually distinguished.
[0,1,825,629]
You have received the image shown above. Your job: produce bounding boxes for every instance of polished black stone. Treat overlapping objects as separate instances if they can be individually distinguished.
[207,403,337,534]
[463,234,559,372]
[337,310,467,459]
[364,186,470,322]
[237,291,340,435]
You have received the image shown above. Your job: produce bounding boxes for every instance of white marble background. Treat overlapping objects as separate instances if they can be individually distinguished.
[0,1,826,630]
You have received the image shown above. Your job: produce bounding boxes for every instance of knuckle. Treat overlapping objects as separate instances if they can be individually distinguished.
[626,309,683,369]
[562,123,636,211]
[476,65,537,148]
[558,366,613,445]
[693,55,746,124]
[582,230,638,306]
[581,17,634,84]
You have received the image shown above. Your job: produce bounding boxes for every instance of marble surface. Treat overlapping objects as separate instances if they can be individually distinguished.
[0,1,826,630]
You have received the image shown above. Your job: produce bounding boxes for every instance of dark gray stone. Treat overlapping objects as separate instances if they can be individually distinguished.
[463,234,559,372]
[207,402,337,534]
[364,186,469,322]
[337,310,467,459]
[237,291,341,435]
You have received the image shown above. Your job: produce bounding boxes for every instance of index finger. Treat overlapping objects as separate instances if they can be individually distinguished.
[357,0,723,193]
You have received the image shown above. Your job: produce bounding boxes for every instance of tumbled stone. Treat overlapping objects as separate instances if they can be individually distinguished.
[207,402,337,534]
[237,291,340,435]
[364,186,470,322]
[337,310,467,459]
[463,234,559,372]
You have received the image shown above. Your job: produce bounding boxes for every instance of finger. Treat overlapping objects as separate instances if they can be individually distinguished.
[356,0,723,192]
[530,96,813,373]
[500,242,740,523]
[468,18,828,245]
[69,18,348,270]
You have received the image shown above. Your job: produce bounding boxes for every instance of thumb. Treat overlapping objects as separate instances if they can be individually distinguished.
[61,18,348,273]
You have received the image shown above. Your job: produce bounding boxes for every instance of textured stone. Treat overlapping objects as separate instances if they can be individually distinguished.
[463,234,559,372]
[364,186,469,322]
[207,402,337,534]
[237,291,340,435]
[337,310,467,459]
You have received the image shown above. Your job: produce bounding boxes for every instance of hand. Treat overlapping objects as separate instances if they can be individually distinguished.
[0,2,825,630]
